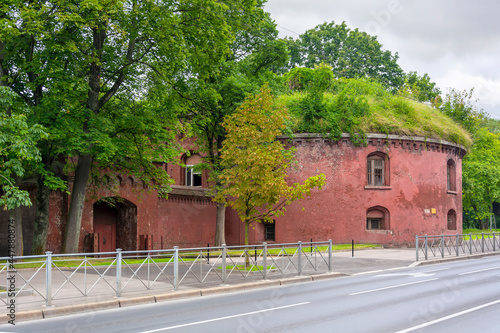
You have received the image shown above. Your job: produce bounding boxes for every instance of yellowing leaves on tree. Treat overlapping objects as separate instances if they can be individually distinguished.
[216,85,325,251]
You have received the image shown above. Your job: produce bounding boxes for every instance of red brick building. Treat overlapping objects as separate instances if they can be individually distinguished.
[0,133,466,254]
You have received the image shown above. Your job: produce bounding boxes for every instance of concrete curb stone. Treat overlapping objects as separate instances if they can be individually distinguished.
[42,300,120,319]
[10,309,43,322]
[243,280,281,291]
[154,289,202,302]
[119,295,155,308]
[311,272,346,281]
[279,276,312,285]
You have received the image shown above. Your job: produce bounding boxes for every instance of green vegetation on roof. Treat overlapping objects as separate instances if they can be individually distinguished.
[278,76,472,147]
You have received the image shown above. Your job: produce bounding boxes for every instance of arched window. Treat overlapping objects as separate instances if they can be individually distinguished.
[366,206,390,230]
[182,153,202,187]
[447,159,456,192]
[447,209,457,230]
[367,152,389,186]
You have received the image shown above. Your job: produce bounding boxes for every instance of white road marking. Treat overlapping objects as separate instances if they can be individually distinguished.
[375,267,449,278]
[459,265,500,275]
[395,299,500,333]
[349,278,439,296]
[138,302,310,333]
[376,272,436,278]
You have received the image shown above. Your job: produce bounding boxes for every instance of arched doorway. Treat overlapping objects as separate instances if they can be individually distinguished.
[93,198,137,251]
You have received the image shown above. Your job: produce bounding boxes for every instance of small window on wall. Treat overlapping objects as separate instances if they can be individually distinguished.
[366,207,389,230]
[447,159,456,192]
[447,209,457,230]
[183,153,203,187]
[264,223,275,241]
[367,153,389,186]
[186,166,202,187]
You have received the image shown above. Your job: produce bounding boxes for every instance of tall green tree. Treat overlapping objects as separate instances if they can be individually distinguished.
[216,85,325,249]
[440,88,486,134]
[1,1,70,254]
[0,86,52,255]
[462,128,500,228]
[398,71,441,104]
[2,0,266,253]
[285,21,404,90]
[175,13,288,246]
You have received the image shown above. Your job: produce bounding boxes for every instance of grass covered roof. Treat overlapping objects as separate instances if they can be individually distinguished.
[278,78,472,147]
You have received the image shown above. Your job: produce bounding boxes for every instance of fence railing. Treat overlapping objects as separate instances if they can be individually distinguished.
[0,240,332,306]
[416,233,500,261]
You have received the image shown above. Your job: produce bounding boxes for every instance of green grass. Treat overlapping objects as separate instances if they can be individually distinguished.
[279,79,472,147]
[461,229,500,240]
[463,229,500,234]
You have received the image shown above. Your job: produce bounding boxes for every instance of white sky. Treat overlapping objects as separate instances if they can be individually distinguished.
[265,0,500,119]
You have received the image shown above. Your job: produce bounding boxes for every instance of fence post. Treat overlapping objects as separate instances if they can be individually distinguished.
[456,234,459,256]
[263,242,268,280]
[45,251,52,306]
[424,235,428,260]
[415,235,419,261]
[328,239,333,272]
[482,232,485,253]
[116,249,122,297]
[494,232,496,252]
[173,246,179,291]
[298,241,302,276]
[222,244,227,284]
[441,234,444,258]
[469,233,472,255]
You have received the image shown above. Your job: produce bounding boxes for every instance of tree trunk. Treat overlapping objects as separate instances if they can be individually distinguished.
[63,154,92,253]
[31,174,51,254]
[244,219,250,267]
[214,201,226,246]
[63,26,105,253]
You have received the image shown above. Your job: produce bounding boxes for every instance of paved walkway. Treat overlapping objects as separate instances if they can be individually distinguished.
[1,247,478,323]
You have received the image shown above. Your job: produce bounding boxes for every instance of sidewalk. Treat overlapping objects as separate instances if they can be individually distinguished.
[2,247,482,323]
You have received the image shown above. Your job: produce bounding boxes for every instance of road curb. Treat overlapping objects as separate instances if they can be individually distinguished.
[279,276,312,285]
[42,300,120,319]
[417,251,500,265]
[119,295,155,308]
[11,309,43,322]
[154,289,202,302]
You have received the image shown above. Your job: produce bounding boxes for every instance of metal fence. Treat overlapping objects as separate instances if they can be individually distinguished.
[0,240,332,306]
[416,233,500,261]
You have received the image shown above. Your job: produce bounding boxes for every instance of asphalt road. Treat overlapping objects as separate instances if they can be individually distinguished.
[2,256,500,333]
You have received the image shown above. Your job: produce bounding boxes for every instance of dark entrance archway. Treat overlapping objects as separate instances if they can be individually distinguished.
[93,198,137,251]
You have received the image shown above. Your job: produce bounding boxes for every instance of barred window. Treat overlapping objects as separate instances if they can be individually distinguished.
[367,156,385,186]
[366,207,389,230]
[264,223,275,241]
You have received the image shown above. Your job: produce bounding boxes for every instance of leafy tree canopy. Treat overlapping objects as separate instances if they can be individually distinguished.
[440,88,487,134]
[398,71,441,104]
[462,128,500,225]
[285,21,405,90]
[216,85,325,245]
[0,87,47,209]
